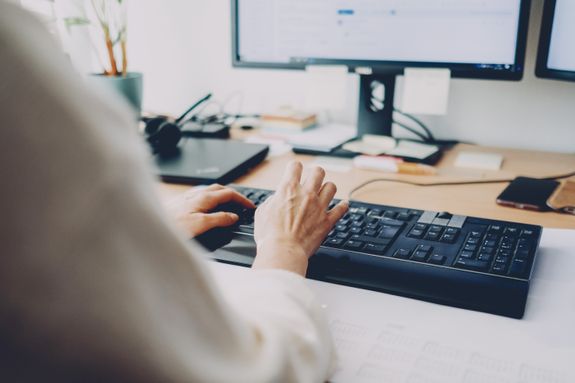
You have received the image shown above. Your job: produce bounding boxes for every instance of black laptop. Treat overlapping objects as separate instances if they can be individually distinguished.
[155,138,269,184]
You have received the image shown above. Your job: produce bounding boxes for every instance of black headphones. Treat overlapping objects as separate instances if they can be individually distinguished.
[143,93,212,154]
[143,116,183,154]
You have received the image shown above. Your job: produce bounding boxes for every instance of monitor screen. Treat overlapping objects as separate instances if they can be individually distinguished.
[536,0,575,81]
[232,0,529,80]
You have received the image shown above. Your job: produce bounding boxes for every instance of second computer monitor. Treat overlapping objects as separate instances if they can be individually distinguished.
[536,0,575,82]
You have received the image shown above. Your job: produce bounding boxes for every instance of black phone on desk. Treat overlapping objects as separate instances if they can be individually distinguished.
[496,177,560,211]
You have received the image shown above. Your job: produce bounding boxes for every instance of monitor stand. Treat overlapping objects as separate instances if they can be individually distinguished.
[357,73,396,137]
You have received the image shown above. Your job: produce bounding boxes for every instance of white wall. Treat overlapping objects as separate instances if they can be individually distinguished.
[128,0,575,153]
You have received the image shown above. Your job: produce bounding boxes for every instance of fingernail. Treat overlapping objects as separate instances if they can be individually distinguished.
[228,213,239,220]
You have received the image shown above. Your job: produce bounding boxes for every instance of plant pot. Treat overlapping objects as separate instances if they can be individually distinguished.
[89,72,143,116]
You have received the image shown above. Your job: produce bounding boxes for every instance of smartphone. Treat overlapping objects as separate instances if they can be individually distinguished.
[496,177,560,211]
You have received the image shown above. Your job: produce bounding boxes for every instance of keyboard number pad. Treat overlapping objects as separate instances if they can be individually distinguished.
[453,225,536,278]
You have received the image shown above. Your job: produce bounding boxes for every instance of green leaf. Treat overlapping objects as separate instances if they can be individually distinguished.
[63,17,91,27]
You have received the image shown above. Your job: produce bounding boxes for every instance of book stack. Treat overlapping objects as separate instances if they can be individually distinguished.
[260,110,317,131]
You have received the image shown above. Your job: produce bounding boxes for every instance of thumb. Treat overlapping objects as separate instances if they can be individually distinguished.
[201,212,239,230]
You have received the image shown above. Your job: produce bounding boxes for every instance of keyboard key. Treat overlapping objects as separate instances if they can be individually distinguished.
[414,223,428,231]
[494,256,510,265]
[460,251,475,259]
[429,225,444,233]
[350,227,362,235]
[440,233,457,243]
[504,227,519,236]
[351,236,390,247]
[237,225,254,235]
[350,214,363,222]
[369,209,383,217]
[397,212,411,221]
[408,229,424,239]
[509,259,527,276]
[364,243,387,255]
[464,244,477,252]
[351,221,364,228]
[344,240,364,250]
[417,245,432,253]
[488,225,503,234]
[467,238,480,245]
[366,223,379,230]
[492,263,508,274]
[379,226,400,239]
[393,248,412,259]
[424,231,440,241]
[335,224,348,232]
[485,233,499,241]
[455,259,489,272]
[335,232,349,240]
[483,239,497,247]
[383,211,397,219]
[429,254,446,265]
[412,250,429,262]
[363,229,377,237]
[480,246,495,255]
[445,227,459,235]
[469,231,483,239]
[520,229,536,238]
[478,253,493,262]
[324,238,344,247]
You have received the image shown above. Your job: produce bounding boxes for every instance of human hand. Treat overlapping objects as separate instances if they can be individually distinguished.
[167,184,255,238]
[252,161,349,276]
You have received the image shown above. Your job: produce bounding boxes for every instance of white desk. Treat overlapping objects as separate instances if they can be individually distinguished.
[209,228,575,383]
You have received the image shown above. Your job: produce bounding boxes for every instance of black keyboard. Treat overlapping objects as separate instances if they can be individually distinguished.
[200,186,542,319]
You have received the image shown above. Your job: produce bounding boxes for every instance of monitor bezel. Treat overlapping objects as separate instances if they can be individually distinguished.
[535,0,575,82]
[231,0,530,81]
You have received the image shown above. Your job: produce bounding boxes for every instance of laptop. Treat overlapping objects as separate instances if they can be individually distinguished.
[155,138,269,184]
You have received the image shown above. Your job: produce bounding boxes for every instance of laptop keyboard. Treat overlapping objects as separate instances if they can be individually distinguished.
[205,186,542,318]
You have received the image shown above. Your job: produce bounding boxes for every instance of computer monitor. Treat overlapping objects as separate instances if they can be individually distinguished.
[231,0,531,138]
[536,0,575,83]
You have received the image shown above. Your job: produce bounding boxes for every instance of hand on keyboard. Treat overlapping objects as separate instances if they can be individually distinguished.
[252,161,349,276]
[167,184,255,237]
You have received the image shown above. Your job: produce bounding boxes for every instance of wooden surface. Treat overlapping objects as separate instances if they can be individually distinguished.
[160,141,575,229]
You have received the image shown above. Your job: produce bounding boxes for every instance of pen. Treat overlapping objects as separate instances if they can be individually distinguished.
[353,155,437,175]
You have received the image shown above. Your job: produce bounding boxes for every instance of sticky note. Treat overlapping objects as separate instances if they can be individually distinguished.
[401,68,451,115]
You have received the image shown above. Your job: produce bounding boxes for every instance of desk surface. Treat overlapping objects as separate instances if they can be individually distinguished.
[160,141,575,229]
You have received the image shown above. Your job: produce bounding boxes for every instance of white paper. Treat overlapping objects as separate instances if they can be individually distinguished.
[287,123,357,152]
[387,140,440,160]
[305,65,349,110]
[455,151,504,171]
[402,68,451,115]
[209,228,575,383]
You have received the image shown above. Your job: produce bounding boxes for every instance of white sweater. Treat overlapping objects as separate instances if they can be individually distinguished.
[0,3,334,382]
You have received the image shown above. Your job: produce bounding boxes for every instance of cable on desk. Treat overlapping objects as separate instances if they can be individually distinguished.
[393,109,435,141]
[393,120,430,142]
[348,171,575,199]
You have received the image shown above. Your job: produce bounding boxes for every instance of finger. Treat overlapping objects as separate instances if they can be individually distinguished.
[209,189,256,209]
[327,200,349,226]
[318,181,337,206]
[279,161,303,190]
[205,183,225,191]
[302,166,326,194]
[200,212,239,230]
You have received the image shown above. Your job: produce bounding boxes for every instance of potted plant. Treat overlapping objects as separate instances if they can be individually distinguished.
[63,0,142,114]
